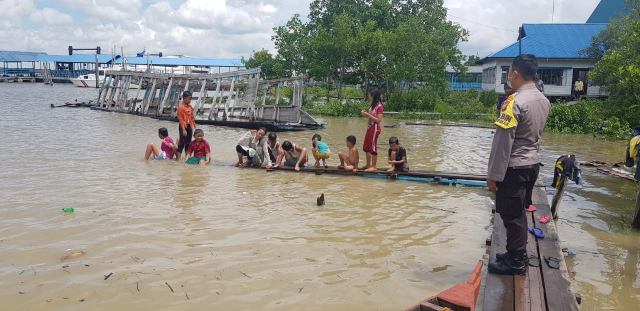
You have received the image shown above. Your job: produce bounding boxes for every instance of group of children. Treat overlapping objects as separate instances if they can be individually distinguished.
[143,88,409,172]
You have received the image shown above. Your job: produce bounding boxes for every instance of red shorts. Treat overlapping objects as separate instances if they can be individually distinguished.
[363,124,381,155]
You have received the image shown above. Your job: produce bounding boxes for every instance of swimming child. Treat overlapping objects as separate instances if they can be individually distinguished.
[338,135,359,173]
[279,141,308,171]
[387,137,409,172]
[267,132,281,165]
[144,127,176,160]
[176,91,196,161]
[185,129,210,165]
[361,89,383,172]
[311,134,330,168]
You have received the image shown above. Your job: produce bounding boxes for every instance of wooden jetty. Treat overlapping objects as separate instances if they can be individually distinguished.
[0,76,36,83]
[94,69,324,131]
[253,166,487,187]
[405,261,483,311]
[483,184,580,311]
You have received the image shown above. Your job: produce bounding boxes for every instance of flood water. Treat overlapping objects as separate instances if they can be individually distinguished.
[0,83,638,310]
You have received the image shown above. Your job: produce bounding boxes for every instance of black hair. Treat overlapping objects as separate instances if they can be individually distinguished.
[193,129,204,136]
[389,137,399,145]
[312,134,321,141]
[182,90,192,98]
[268,132,277,140]
[258,127,267,135]
[511,54,538,82]
[368,88,382,110]
[158,127,169,137]
[282,141,293,151]
[346,135,356,145]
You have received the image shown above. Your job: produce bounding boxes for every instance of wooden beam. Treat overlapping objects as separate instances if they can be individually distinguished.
[550,176,567,219]
[143,78,157,114]
[158,77,174,116]
[208,79,221,120]
[224,78,235,121]
[633,186,640,228]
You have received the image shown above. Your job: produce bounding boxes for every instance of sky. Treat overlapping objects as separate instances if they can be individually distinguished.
[0,0,602,60]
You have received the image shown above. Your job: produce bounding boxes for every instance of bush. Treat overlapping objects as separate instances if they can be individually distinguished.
[306,99,369,117]
[479,90,500,108]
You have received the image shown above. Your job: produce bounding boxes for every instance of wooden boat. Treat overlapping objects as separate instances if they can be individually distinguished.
[404,261,483,311]
[153,116,326,132]
[251,166,487,187]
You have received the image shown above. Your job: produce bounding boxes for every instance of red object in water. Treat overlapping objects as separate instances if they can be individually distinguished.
[404,260,483,311]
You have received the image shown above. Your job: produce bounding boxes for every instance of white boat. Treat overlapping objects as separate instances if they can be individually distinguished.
[70,69,140,89]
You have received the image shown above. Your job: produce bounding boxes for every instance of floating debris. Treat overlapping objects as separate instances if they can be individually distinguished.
[104,273,113,280]
[61,252,85,262]
[184,258,203,265]
[239,271,252,279]
[166,282,174,293]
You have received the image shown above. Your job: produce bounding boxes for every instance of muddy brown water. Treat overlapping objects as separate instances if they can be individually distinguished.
[0,83,638,310]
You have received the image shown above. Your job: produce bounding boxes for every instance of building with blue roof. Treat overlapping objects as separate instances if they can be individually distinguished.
[477,23,609,97]
[0,51,46,76]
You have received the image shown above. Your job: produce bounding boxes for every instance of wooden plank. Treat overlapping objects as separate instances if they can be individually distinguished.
[550,176,568,219]
[131,76,143,112]
[103,68,261,79]
[208,79,221,120]
[224,78,235,121]
[195,79,207,115]
[531,187,580,311]
[143,78,157,114]
[158,77,174,116]
[483,213,515,311]
[515,211,545,311]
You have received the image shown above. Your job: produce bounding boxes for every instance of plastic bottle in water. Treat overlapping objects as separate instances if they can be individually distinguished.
[62,207,74,213]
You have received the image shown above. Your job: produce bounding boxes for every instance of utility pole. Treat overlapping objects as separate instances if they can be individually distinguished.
[518,26,523,55]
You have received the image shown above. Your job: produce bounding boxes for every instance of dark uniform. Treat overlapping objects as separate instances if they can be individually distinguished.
[488,83,550,273]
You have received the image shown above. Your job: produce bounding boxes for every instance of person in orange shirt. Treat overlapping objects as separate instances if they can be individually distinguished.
[176,91,196,161]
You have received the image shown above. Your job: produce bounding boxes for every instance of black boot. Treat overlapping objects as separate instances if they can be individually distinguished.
[496,252,530,266]
[489,251,527,275]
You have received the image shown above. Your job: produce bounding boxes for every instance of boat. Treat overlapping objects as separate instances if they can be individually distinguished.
[71,68,140,89]
[152,116,325,132]
[404,261,483,311]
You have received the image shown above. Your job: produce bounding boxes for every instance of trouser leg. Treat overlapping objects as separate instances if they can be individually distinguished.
[501,213,528,253]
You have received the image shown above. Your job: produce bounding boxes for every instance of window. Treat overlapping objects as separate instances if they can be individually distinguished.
[482,68,496,85]
[537,69,563,86]
[501,66,510,84]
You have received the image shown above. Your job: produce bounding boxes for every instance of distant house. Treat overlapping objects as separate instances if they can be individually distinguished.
[447,65,483,92]
[477,23,608,98]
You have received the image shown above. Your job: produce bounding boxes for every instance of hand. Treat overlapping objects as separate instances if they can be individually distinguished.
[295,165,300,172]
[250,130,257,134]
[266,165,272,169]
[182,129,187,137]
[388,160,392,164]
[361,110,368,117]
[487,179,499,193]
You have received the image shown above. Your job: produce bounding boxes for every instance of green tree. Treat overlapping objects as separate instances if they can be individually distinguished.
[272,14,307,75]
[587,0,640,124]
[241,49,290,79]
[465,55,481,66]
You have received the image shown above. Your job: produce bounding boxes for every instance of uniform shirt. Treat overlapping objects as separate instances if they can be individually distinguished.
[488,83,551,182]
[317,141,329,154]
[187,139,210,158]
[161,136,174,159]
[177,103,196,129]
[388,146,407,169]
[368,103,383,129]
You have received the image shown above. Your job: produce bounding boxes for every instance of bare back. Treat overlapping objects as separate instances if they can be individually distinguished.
[349,147,359,167]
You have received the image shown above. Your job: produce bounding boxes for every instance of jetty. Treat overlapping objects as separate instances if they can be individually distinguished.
[93,69,324,131]
[483,184,580,311]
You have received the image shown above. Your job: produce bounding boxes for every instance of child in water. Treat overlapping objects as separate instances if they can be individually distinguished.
[279,141,308,171]
[185,129,211,165]
[361,89,384,172]
[338,135,359,173]
[387,137,409,172]
[267,132,281,165]
[311,134,330,168]
[144,127,176,160]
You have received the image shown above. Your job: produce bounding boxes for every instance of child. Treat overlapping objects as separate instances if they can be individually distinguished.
[361,89,383,172]
[144,127,176,160]
[176,91,196,161]
[279,141,308,171]
[338,135,359,173]
[311,134,330,168]
[387,137,409,172]
[185,129,210,165]
[267,132,281,165]
[234,128,272,168]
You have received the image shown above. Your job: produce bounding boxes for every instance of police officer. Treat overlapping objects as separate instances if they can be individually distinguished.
[487,54,551,275]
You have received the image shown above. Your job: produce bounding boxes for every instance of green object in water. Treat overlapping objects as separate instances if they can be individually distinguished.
[62,207,74,213]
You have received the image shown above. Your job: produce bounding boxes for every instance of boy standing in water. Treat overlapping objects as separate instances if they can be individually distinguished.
[144,127,176,160]
[338,135,359,173]
[176,91,196,161]
[311,134,330,168]
[361,89,384,172]
[185,129,210,166]
[387,137,409,172]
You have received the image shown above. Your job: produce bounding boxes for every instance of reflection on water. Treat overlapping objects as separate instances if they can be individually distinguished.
[0,83,638,310]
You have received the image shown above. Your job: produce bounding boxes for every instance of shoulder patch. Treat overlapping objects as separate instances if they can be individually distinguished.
[495,95,518,129]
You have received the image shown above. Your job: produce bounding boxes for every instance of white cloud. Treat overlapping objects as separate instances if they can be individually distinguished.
[64,0,142,21]
[30,8,74,25]
[0,0,35,24]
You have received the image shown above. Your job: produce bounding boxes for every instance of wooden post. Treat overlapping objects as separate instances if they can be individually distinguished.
[550,175,568,219]
[131,76,143,112]
[274,83,281,122]
[143,78,157,114]
[633,186,640,228]
[158,77,174,116]
[208,79,221,120]
[195,80,207,115]
[224,78,235,121]
[97,75,109,107]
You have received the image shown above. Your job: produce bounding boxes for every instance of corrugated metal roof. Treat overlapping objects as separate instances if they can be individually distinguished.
[36,54,121,64]
[480,23,608,61]
[446,65,483,74]
[587,0,627,23]
[0,51,46,62]
[115,57,244,67]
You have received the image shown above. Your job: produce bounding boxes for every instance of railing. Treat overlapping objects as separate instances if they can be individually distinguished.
[49,70,95,78]
[450,82,482,92]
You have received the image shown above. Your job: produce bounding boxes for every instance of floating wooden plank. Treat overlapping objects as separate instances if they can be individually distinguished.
[531,188,580,311]
[483,212,515,311]
[597,167,636,182]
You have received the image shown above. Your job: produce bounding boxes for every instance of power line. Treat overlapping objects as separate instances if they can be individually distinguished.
[448,14,518,33]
